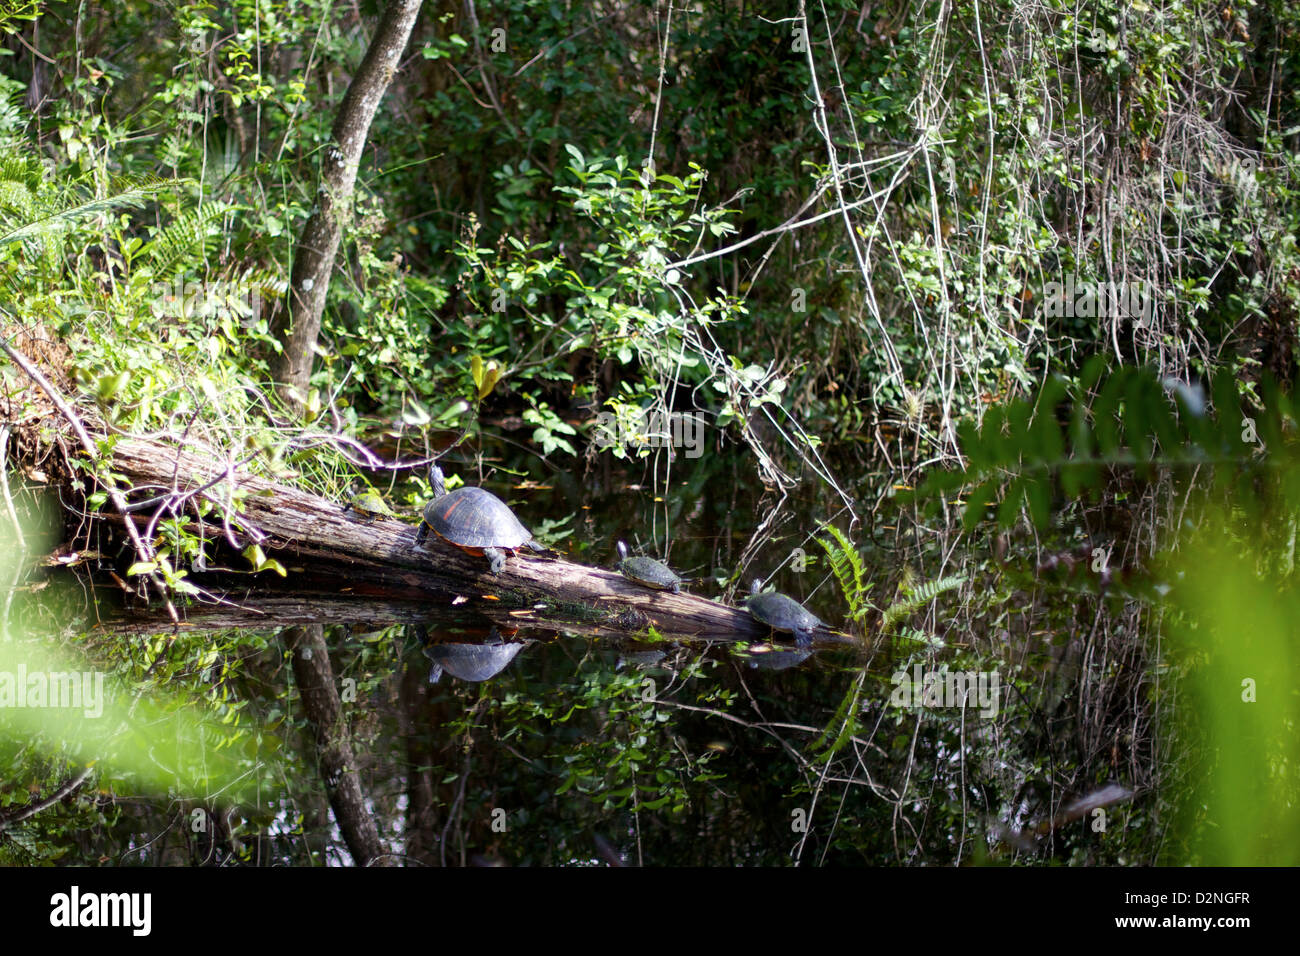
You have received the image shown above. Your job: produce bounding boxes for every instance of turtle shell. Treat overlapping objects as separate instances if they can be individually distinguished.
[746,590,824,634]
[620,555,681,591]
[424,486,533,550]
[348,489,391,516]
[616,540,681,591]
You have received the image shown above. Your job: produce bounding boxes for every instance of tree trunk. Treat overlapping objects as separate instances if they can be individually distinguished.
[285,624,398,866]
[270,0,425,412]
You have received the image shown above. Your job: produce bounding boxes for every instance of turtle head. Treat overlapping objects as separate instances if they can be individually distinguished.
[751,578,764,596]
[341,481,362,513]
[429,463,447,497]
[616,540,630,561]
[428,662,444,684]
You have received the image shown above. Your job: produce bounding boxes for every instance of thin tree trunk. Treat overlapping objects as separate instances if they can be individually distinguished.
[271,0,425,411]
[399,660,441,865]
[285,624,398,866]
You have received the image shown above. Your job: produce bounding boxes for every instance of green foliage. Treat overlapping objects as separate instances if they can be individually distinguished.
[0,1,38,36]
[911,361,1272,531]
[1163,505,1300,864]
[817,521,963,635]
[816,523,868,622]
[449,650,732,826]
[0,513,279,863]
[1,0,1298,867]
[879,575,967,636]
[124,200,234,282]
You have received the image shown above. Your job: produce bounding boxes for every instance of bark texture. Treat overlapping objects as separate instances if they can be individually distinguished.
[270,0,425,410]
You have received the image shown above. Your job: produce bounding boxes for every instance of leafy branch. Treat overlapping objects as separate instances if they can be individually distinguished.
[909,359,1290,531]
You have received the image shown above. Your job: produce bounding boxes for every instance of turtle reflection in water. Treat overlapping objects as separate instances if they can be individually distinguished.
[424,641,524,683]
[616,647,669,670]
[735,646,813,672]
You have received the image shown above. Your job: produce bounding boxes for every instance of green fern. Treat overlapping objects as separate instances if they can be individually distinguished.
[241,267,288,299]
[0,145,41,201]
[809,673,864,764]
[0,181,180,248]
[910,359,1280,532]
[0,105,185,262]
[0,137,59,267]
[133,201,235,280]
[0,179,36,223]
[880,575,966,635]
[816,522,869,621]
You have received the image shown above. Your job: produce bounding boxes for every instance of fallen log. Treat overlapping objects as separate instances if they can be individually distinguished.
[102,436,855,646]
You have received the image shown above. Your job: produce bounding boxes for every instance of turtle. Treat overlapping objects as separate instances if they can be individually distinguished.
[424,641,523,683]
[413,465,545,573]
[616,540,683,592]
[745,579,824,648]
[342,483,394,519]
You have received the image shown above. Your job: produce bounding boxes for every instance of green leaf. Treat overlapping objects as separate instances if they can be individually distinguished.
[963,479,997,531]
[997,477,1024,528]
[478,361,502,399]
[1025,478,1050,529]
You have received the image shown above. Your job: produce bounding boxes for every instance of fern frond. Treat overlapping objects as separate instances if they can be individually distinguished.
[0,185,166,247]
[881,574,966,634]
[809,672,865,764]
[816,523,867,618]
[0,145,43,193]
[136,201,234,279]
[909,361,1277,532]
[241,267,287,298]
[0,179,36,220]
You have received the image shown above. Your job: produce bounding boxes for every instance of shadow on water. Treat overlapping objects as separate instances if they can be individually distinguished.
[3,551,1135,869]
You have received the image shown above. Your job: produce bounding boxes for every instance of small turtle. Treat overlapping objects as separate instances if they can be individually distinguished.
[424,641,523,683]
[342,483,394,519]
[616,540,683,593]
[414,465,545,573]
[745,579,824,649]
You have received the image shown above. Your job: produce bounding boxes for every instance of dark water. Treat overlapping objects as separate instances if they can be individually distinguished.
[0,454,1153,867]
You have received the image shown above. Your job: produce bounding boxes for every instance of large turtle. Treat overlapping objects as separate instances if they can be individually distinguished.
[616,540,683,592]
[745,579,824,649]
[414,465,544,573]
